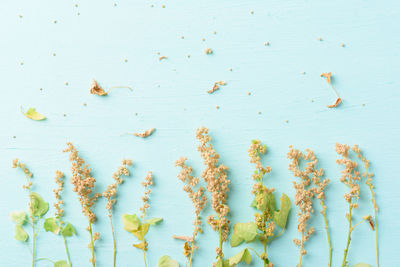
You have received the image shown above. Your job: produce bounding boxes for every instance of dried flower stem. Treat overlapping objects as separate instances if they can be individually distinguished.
[12,160,35,267]
[63,143,101,266]
[174,157,207,267]
[287,147,330,267]
[53,170,73,266]
[103,160,132,267]
[196,127,230,263]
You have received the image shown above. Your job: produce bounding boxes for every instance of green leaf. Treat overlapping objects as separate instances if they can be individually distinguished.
[228,248,252,266]
[29,192,49,217]
[44,217,60,234]
[122,214,141,232]
[157,255,179,267]
[54,260,69,267]
[145,217,163,226]
[61,223,76,237]
[233,222,258,243]
[254,192,275,214]
[14,225,28,242]
[230,232,244,247]
[9,211,27,225]
[133,241,148,251]
[132,223,149,241]
[352,264,373,267]
[22,107,46,121]
[273,193,291,229]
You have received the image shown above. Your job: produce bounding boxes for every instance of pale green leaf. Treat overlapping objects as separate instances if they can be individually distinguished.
[54,260,69,267]
[352,264,373,267]
[254,192,275,214]
[230,232,244,247]
[44,217,60,234]
[61,223,76,237]
[22,107,46,121]
[273,193,291,229]
[228,248,252,266]
[29,192,49,217]
[14,225,28,242]
[9,211,27,225]
[132,223,149,241]
[122,214,141,232]
[133,241,148,251]
[145,217,163,226]
[233,222,258,243]
[157,255,179,267]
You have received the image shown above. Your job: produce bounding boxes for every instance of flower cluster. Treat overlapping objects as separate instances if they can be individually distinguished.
[63,142,101,223]
[53,170,65,219]
[335,143,360,207]
[103,159,132,213]
[12,159,33,190]
[174,157,207,260]
[140,171,154,218]
[287,146,330,262]
[196,127,230,244]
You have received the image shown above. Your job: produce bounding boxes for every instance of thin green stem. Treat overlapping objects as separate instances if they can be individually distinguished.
[374,208,379,267]
[321,204,332,267]
[298,232,304,267]
[263,243,267,267]
[109,215,116,267]
[31,218,36,267]
[88,221,95,267]
[188,241,195,267]
[342,206,352,267]
[143,250,148,267]
[62,234,72,266]
[36,257,55,263]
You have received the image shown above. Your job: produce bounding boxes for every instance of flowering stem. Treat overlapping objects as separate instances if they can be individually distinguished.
[321,204,332,267]
[109,215,116,267]
[62,234,72,266]
[374,208,379,267]
[88,221,96,267]
[263,243,267,267]
[342,206,352,267]
[31,218,36,267]
[298,232,304,267]
[143,250,148,267]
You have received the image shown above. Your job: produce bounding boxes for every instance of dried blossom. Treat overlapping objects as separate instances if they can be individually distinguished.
[133,128,156,138]
[320,72,341,108]
[103,159,132,267]
[90,79,132,96]
[336,143,379,267]
[287,146,331,267]
[63,142,100,266]
[140,172,154,218]
[53,170,65,219]
[196,127,230,263]
[208,81,226,94]
[174,157,207,264]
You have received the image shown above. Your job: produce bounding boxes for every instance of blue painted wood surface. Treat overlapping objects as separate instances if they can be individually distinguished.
[0,0,399,266]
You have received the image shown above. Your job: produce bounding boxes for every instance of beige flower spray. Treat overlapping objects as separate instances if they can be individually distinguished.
[195,127,230,266]
[336,143,378,267]
[287,146,330,267]
[10,160,49,267]
[63,143,101,266]
[121,172,163,267]
[174,157,207,267]
[230,140,291,267]
[103,160,133,267]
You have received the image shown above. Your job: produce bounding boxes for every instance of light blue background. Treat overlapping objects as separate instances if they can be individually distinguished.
[0,0,399,266]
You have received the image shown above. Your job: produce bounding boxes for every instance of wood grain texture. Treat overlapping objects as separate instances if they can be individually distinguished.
[0,0,399,266]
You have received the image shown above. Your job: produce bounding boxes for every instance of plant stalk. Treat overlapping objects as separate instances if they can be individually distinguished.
[342,206,352,267]
[63,235,72,266]
[109,215,116,267]
[88,221,96,267]
[321,204,332,267]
